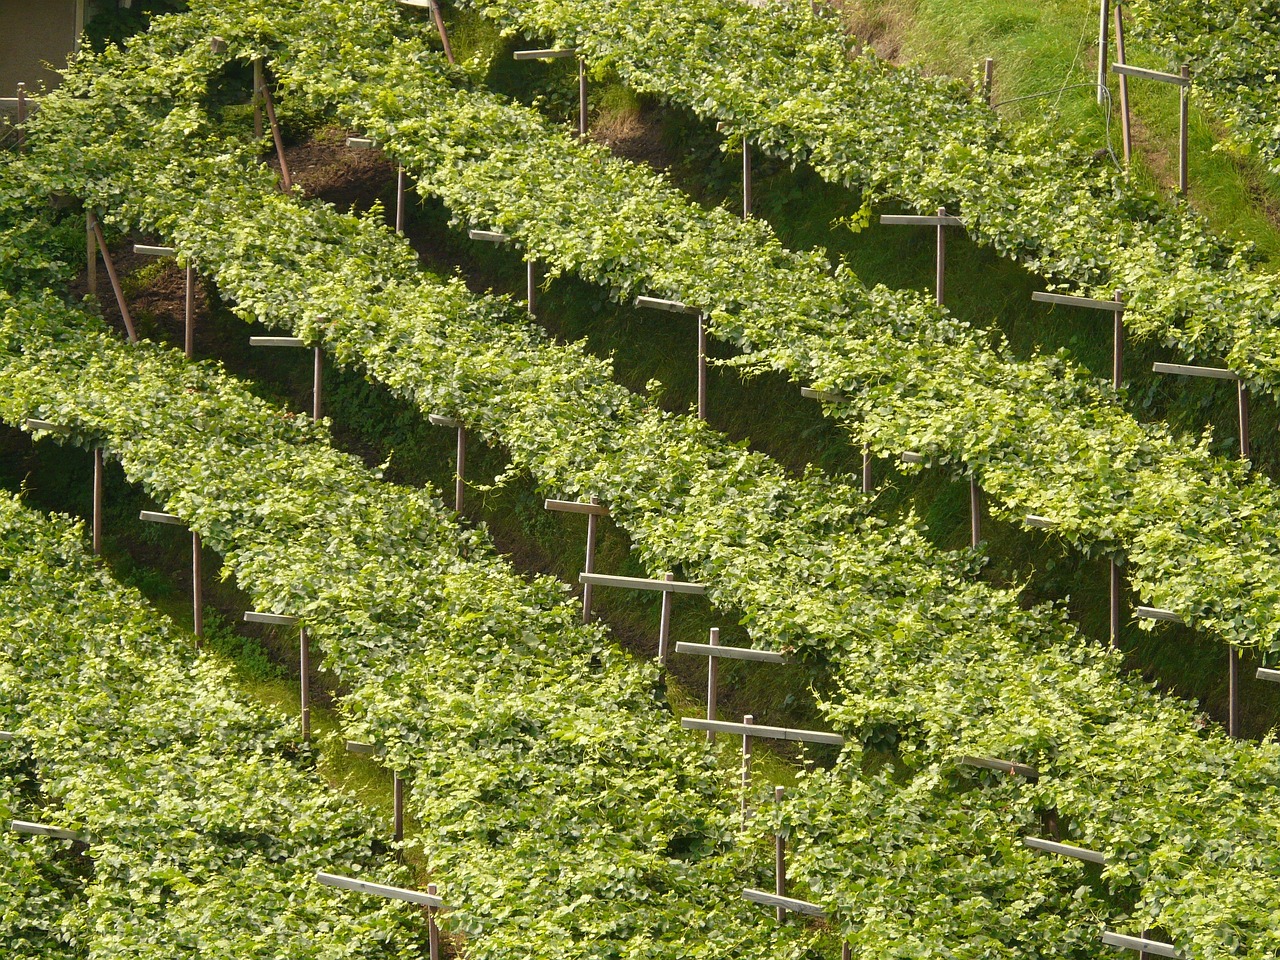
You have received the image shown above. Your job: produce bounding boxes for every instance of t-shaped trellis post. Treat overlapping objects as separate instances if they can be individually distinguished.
[635,296,707,420]
[140,510,204,644]
[513,48,587,138]
[249,337,323,421]
[244,611,310,741]
[545,498,608,622]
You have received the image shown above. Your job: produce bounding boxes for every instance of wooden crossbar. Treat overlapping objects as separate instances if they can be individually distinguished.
[249,336,306,348]
[880,214,964,227]
[1135,606,1183,624]
[133,244,176,257]
[345,740,386,756]
[468,229,509,243]
[681,717,844,746]
[1152,362,1238,381]
[742,888,826,916]
[428,413,461,428]
[545,498,609,516]
[1256,667,1280,683]
[800,386,847,403]
[900,452,926,464]
[1025,515,1058,529]
[1101,931,1182,958]
[1112,63,1189,86]
[959,755,1040,779]
[513,48,577,60]
[316,872,445,907]
[346,137,377,149]
[244,611,298,626]
[1023,836,1107,865]
[0,732,13,741]
[24,419,71,435]
[634,295,700,315]
[139,510,183,525]
[579,572,705,595]
[674,641,787,663]
[9,820,87,842]
[1031,291,1126,312]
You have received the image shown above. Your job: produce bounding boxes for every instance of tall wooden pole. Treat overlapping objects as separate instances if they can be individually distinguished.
[983,58,994,107]
[312,347,323,421]
[253,58,264,140]
[526,259,537,316]
[15,82,26,151]
[697,314,708,421]
[740,714,754,822]
[1113,291,1125,388]
[1113,3,1132,163]
[428,0,455,64]
[657,572,675,665]
[299,625,311,742]
[1178,64,1190,196]
[935,207,947,306]
[969,477,982,547]
[395,166,406,235]
[86,215,98,298]
[1109,557,1121,648]
[1097,0,1111,105]
[742,139,753,219]
[774,785,787,922]
[578,58,588,138]
[862,445,872,494]
[393,774,405,841]
[706,627,719,743]
[454,426,466,512]
[88,212,138,342]
[192,531,203,644]
[261,79,293,193]
[427,884,441,960]
[582,496,599,623]
[184,264,196,359]
[92,447,104,556]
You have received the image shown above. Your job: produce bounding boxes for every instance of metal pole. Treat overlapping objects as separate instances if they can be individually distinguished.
[526,259,537,316]
[454,426,466,512]
[1109,557,1121,648]
[261,79,293,193]
[583,496,599,623]
[1097,0,1111,105]
[1114,3,1132,164]
[15,83,25,152]
[312,346,323,421]
[741,714,754,822]
[1238,381,1250,461]
[578,58,588,138]
[983,58,994,107]
[86,215,98,298]
[192,531,203,645]
[92,447,104,556]
[1179,64,1189,196]
[299,625,311,742]
[742,139,752,219]
[935,207,946,307]
[969,476,981,547]
[658,572,675,665]
[862,444,872,494]
[253,58,264,140]
[774,785,786,922]
[706,627,719,743]
[395,166,406,235]
[184,264,195,359]
[89,213,138,342]
[697,314,708,421]
[427,883,441,960]
[428,0,455,64]
[1112,291,1125,388]
[393,774,405,842]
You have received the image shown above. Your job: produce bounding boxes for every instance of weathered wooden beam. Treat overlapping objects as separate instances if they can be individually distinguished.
[959,755,1040,780]
[1023,836,1107,865]
[681,717,844,746]
[1101,931,1182,958]
[741,888,826,917]
[579,572,705,595]
[674,641,787,663]
[316,872,445,908]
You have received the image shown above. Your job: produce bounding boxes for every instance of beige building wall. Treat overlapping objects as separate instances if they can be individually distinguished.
[0,0,83,96]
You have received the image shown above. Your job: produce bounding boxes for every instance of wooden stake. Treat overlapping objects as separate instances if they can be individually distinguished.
[1113,290,1125,388]
[184,264,195,359]
[526,259,538,316]
[935,206,947,306]
[261,78,293,193]
[1238,381,1250,461]
[774,785,786,922]
[1179,64,1189,196]
[583,496,600,624]
[1229,647,1241,739]
[983,58,994,107]
[862,444,872,494]
[88,212,138,342]
[428,0,455,64]
[1109,556,1121,648]
[395,166,407,235]
[427,883,441,960]
[742,138,752,219]
[86,215,98,298]
[741,714,754,822]
[658,572,675,665]
[192,531,203,645]
[15,83,26,152]
[1097,0,1111,105]
[299,625,311,742]
[252,58,264,140]
[969,476,981,547]
[697,313,708,421]
[393,774,405,842]
[454,425,466,512]
[92,447,104,556]
[706,627,719,743]
[578,58,588,138]
[1113,3,1132,164]
[312,346,323,421]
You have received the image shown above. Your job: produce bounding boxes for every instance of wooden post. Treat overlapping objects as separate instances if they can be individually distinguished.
[658,572,675,665]
[88,212,138,342]
[1179,64,1189,196]
[983,58,994,107]
[742,138,752,219]
[1238,381,1250,461]
[393,774,405,842]
[261,79,293,193]
[428,0,455,64]
[192,531,203,644]
[395,166,406,235]
[184,264,195,359]
[427,883,441,960]
[969,476,981,547]
[1113,290,1125,388]
[697,313,708,421]
[842,944,851,960]
[935,207,947,306]
[1109,556,1121,648]
[1097,0,1110,105]
[741,714,754,822]
[526,259,537,316]
[774,785,786,922]
[706,627,719,743]
[253,58,264,140]
[1113,3,1132,163]
[454,425,466,512]
[86,215,98,298]
[312,347,323,421]
[15,83,26,152]
[1228,648,1241,739]
[583,496,600,623]
[299,625,311,742]
[862,444,872,494]
[92,447,104,556]
[578,58,588,138]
